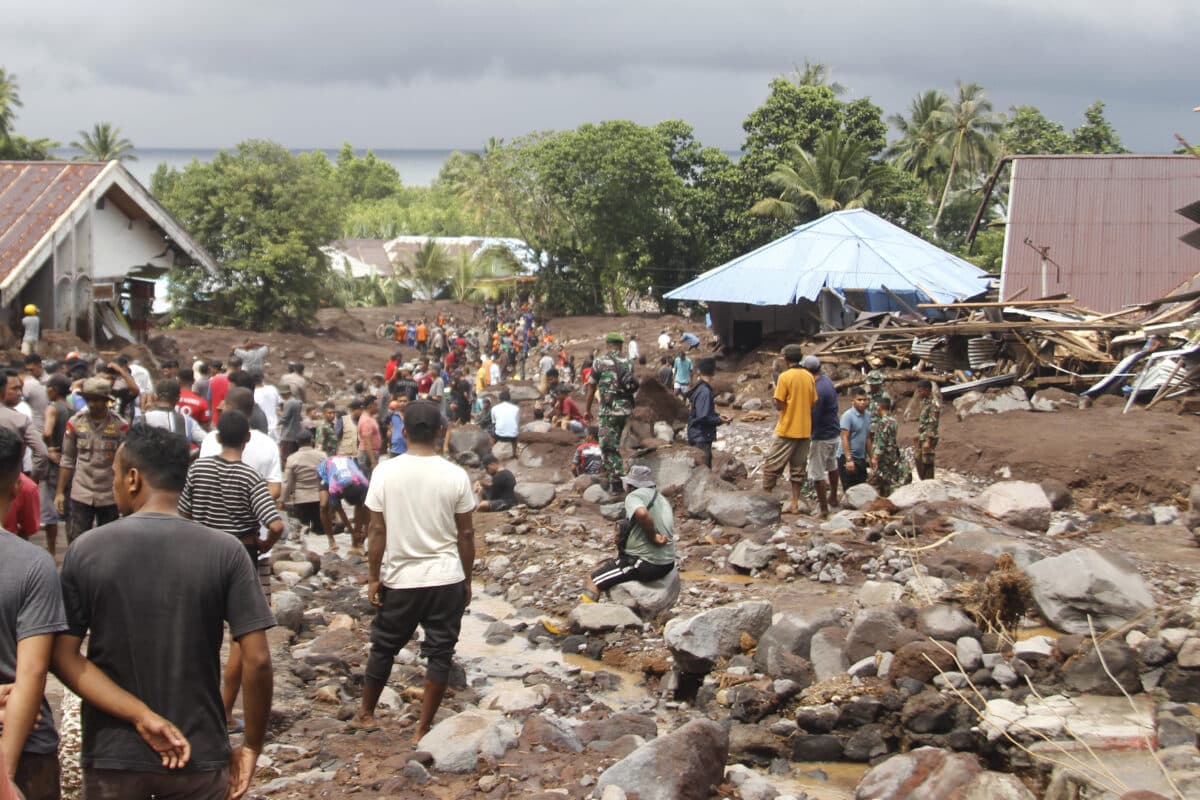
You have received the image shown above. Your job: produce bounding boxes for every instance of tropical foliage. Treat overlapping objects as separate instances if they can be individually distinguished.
[71,122,137,161]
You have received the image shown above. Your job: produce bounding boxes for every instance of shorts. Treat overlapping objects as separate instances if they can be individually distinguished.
[807,438,839,481]
[40,468,61,525]
[293,501,324,534]
[673,382,688,394]
[366,581,467,686]
[762,435,810,484]
[245,543,271,598]
[83,767,229,800]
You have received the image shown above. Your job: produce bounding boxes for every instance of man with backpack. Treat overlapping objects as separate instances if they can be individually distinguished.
[140,379,205,455]
[581,465,675,602]
[584,333,639,494]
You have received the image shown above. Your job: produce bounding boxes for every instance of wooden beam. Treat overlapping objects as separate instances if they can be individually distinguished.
[916,298,1076,309]
[810,321,1132,338]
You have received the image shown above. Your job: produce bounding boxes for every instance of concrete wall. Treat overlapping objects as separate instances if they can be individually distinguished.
[92,200,173,281]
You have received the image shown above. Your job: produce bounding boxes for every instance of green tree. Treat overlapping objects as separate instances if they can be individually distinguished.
[932,81,1003,231]
[887,90,951,198]
[70,122,137,161]
[751,129,892,220]
[1000,105,1072,155]
[153,140,343,330]
[1070,100,1127,154]
[785,60,847,96]
[0,67,21,140]
[398,239,453,300]
[335,142,402,201]
[447,246,520,303]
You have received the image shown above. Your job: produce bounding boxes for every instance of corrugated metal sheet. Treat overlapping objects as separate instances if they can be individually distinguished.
[1001,155,1200,312]
[665,208,990,305]
[0,161,107,284]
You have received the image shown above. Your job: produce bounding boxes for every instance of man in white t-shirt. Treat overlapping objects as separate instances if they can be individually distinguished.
[489,389,520,444]
[352,400,475,747]
[253,377,282,442]
[199,388,282,492]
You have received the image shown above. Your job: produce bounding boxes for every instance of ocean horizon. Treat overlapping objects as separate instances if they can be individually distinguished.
[51,146,461,189]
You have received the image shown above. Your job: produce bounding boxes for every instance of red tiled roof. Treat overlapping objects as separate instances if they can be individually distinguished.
[0,161,109,284]
[1001,155,1200,312]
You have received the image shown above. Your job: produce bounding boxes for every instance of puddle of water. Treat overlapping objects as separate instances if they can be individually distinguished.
[679,570,759,584]
[771,762,869,800]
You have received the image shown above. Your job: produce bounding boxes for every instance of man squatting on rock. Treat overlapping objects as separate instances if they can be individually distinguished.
[582,465,676,602]
[353,400,476,747]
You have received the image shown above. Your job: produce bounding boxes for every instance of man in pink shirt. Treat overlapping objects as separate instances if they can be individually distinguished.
[356,396,382,476]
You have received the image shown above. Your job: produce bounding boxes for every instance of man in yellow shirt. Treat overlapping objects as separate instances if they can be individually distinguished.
[475,359,491,393]
[763,344,816,514]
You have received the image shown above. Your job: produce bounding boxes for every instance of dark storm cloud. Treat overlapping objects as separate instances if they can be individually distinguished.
[3,0,1195,150]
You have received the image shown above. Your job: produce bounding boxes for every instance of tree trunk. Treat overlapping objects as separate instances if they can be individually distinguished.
[932,133,962,232]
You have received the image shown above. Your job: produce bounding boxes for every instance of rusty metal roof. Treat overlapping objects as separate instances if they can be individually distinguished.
[1000,155,1200,312]
[0,161,108,284]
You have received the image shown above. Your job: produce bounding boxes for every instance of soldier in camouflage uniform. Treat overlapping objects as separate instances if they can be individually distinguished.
[868,395,908,496]
[865,370,891,437]
[913,379,940,480]
[584,333,638,492]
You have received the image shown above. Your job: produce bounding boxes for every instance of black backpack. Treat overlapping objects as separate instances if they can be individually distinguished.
[616,489,658,552]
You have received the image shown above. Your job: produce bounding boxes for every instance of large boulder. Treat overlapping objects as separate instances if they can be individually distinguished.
[609,570,681,619]
[447,425,492,458]
[1030,388,1079,412]
[596,719,728,800]
[631,449,697,495]
[271,591,304,633]
[728,539,775,571]
[809,627,850,681]
[1025,548,1156,634]
[916,605,979,641]
[706,490,782,528]
[854,747,1035,800]
[1062,640,1141,696]
[514,482,556,509]
[664,600,773,673]
[971,481,1053,532]
[568,603,643,633]
[953,385,1032,418]
[506,382,542,402]
[843,483,879,509]
[419,710,517,773]
[944,526,1043,569]
[888,480,949,510]
[752,611,841,674]
[845,609,908,663]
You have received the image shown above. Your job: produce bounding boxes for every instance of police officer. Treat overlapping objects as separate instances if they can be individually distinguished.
[584,333,638,493]
[55,377,129,542]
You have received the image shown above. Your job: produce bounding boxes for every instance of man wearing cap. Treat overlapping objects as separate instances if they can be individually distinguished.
[762,345,817,515]
[865,370,891,438]
[913,380,941,480]
[352,400,475,747]
[582,465,675,601]
[585,333,638,493]
[56,377,128,542]
[20,305,40,356]
[804,356,842,516]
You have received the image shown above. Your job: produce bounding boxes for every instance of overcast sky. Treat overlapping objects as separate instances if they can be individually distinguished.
[4,0,1196,154]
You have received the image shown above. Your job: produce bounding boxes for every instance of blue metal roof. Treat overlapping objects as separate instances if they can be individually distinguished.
[665,209,990,305]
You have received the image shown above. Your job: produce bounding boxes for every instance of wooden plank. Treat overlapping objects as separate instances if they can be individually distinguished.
[810,321,1132,338]
[864,315,892,353]
[916,298,1075,309]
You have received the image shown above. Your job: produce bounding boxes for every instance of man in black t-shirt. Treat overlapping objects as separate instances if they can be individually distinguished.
[474,454,516,512]
[53,425,275,800]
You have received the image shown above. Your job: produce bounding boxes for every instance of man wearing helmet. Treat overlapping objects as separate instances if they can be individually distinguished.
[20,305,39,356]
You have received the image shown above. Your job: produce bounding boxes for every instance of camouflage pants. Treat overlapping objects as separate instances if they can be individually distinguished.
[598,413,628,486]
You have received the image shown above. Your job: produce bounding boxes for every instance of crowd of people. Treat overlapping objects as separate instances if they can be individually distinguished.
[0,302,938,799]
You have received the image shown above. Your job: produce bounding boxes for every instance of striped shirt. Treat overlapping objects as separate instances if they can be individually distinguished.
[180,456,281,540]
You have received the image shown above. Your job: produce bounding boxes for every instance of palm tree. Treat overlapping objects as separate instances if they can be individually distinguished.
[886,89,951,200]
[786,60,846,95]
[931,82,1002,230]
[750,129,888,221]
[0,67,22,140]
[399,240,453,300]
[448,246,520,303]
[70,122,137,162]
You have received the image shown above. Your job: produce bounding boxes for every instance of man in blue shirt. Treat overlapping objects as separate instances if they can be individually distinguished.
[686,358,730,469]
[804,356,842,515]
[387,398,408,457]
[672,352,693,397]
[839,386,872,490]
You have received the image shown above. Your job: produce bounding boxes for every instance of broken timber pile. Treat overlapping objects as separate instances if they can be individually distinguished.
[795,285,1200,404]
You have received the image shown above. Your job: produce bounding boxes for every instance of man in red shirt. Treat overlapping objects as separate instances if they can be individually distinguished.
[176,366,211,428]
[552,386,586,434]
[384,352,402,383]
[208,357,238,425]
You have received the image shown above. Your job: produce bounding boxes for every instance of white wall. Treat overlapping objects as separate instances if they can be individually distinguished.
[91,200,174,281]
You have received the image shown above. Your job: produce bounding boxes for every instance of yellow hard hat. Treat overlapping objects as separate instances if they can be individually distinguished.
[23,304,37,316]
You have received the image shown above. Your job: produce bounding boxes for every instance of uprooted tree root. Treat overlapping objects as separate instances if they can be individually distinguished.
[953,553,1035,631]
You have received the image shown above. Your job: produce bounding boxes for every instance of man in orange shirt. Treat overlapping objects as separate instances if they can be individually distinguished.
[416,320,429,354]
[762,344,816,514]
